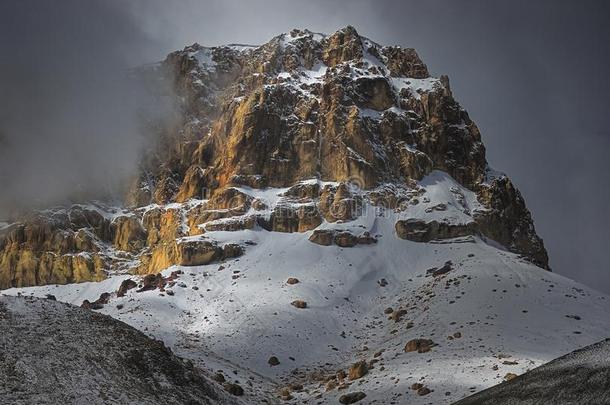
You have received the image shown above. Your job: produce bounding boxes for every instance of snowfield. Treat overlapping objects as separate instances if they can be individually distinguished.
[3,171,610,404]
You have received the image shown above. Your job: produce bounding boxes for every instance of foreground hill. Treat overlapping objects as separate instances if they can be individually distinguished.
[0,295,242,405]
[454,338,610,405]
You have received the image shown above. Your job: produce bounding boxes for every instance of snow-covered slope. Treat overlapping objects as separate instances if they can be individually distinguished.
[4,174,609,404]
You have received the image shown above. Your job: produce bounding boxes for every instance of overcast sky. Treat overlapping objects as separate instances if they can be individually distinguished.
[1,0,608,292]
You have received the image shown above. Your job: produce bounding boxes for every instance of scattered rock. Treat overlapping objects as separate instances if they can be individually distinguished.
[417,387,431,396]
[334,232,358,248]
[212,372,225,383]
[289,383,303,391]
[137,273,165,293]
[339,391,367,404]
[117,279,137,297]
[286,277,300,285]
[279,387,293,400]
[348,360,368,380]
[268,356,280,366]
[504,373,518,381]
[309,229,335,246]
[404,339,435,353]
[356,232,377,244]
[95,292,111,305]
[291,300,307,309]
[390,308,408,323]
[223,382,244,396]
[431,261,453,277]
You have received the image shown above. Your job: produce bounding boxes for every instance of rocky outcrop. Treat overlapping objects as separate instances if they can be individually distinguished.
[474,175,549,269]
[404,338,436,353]
[395,219,477,242]
[309,229,377,247]
[112,216,146,253]
[0,209,112,289]
[136,239,242,274]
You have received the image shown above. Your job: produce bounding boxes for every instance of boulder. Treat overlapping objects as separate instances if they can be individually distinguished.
[223,382,244,396]
[356,232,377,244]
[117,279,137,297]
[339,392,367,404]
[291,300,307,309]
[178,240,222,266]
[504,373,518,381]
[348,361,368,380]
[334,231,358,248]
[309,229,335,246]
[137,273,165,292]
[404,339,435,353]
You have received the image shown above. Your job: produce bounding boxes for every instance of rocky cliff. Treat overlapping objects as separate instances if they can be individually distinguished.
[0,26,548,289]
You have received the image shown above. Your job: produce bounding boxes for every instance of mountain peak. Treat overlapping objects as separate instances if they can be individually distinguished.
[0,27,548,289]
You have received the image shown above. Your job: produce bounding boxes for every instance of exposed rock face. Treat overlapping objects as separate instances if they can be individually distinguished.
[0,26,549,288]
[126,26,487,199]
[475,175,549,269]
[0,209,112,288]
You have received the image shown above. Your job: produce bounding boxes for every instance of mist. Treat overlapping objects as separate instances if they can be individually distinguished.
[1,0,609,292]
[0,0,168,217]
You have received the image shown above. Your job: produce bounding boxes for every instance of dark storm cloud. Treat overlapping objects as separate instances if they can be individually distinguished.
[1,1,608,292]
